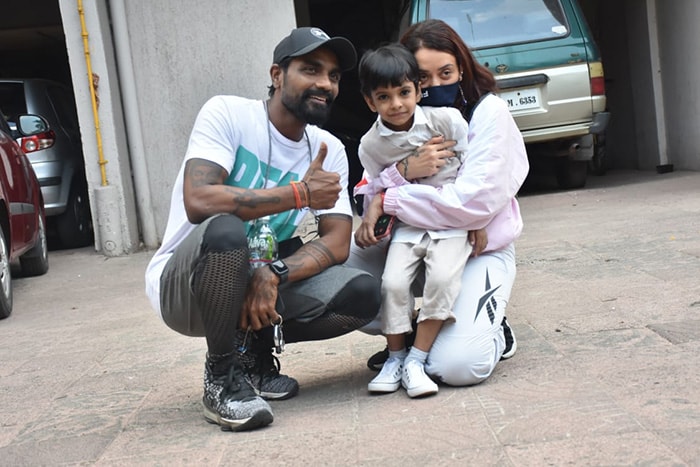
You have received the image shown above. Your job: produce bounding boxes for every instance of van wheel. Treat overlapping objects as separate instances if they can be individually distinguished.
[56,180,94,249]
[556,159,588,189]
[20,213,49,277]
[0,228,13,319]
[588,134,607,176]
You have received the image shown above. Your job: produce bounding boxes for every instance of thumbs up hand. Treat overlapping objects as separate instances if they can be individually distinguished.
[301,142,341,209]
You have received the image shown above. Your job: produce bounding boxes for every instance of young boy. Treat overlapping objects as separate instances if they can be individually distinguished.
[356,43,483,398]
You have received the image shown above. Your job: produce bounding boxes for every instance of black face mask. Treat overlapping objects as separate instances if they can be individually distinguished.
[420,82,461,107]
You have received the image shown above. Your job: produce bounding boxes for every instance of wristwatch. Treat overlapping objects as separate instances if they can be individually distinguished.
[268,259,289,284]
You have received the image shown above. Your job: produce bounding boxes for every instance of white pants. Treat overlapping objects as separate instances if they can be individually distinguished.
[346,237,517,386]
[381,234,470,334]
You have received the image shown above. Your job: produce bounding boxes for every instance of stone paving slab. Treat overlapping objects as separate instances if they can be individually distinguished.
[0,169,699,465]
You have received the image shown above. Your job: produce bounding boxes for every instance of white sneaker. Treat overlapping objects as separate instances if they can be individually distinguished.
[368,356,403,393]
[401,359,438,398]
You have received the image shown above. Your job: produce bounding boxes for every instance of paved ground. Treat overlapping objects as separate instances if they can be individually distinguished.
[1,169,699,466]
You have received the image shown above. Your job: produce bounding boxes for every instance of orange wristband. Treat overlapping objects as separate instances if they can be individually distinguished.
[290,182,302,209]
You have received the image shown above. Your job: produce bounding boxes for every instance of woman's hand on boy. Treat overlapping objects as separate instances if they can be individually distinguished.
[469,228,488,256]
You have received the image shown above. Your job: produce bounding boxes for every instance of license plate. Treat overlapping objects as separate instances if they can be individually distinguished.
[498,88,541,111]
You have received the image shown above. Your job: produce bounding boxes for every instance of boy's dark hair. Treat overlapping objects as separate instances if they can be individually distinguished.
[358,43,420,98]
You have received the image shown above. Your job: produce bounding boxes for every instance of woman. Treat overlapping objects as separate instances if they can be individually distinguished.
[346,19,529,386]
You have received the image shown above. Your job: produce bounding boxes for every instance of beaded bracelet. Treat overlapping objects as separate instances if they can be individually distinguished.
[300,180,311,206]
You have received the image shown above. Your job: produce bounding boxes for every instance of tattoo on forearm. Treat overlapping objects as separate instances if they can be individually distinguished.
[222,186,281,212]
[317,213,352,236]
[186,158,285,214]
[285,241,337,273]
[306,241,338,267]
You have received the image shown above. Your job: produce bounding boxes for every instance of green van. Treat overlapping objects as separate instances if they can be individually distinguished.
[410,0,610,188]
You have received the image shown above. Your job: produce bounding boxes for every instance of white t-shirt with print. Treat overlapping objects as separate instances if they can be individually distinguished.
[145,95,352,317]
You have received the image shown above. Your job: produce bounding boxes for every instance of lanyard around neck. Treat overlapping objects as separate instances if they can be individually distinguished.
[263,100,312,187]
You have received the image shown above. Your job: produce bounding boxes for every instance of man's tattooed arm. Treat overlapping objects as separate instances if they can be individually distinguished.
[283,213,353,280]
[182,158,292,223]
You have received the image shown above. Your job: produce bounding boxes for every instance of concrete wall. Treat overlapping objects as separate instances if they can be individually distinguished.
[656,0,700,170]
[61,0,297,250]
[59,0,140,254]
[624,0,660,171]
[124,0,297,240]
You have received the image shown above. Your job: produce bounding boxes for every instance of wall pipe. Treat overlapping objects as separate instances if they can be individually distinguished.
[107,0,159,248]
[77,0,108,186]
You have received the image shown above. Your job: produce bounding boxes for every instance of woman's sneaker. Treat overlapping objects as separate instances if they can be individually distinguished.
[202,355,273,432]
[367,346,390,371]
[500,316,517,360]
[401,359,438,398]
[367,356,403,393]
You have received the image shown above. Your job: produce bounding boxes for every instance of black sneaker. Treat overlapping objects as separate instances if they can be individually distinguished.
[366,328,416,372]
[202,355,273,432]
[500,316,517,360]
[235,330,299,400]
[367,346,389,371]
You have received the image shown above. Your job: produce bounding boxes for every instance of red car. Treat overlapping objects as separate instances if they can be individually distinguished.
[0,111,49,319]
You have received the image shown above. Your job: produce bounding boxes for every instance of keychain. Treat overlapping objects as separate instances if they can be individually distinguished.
[237,326,252,353]
[272,316,285,354]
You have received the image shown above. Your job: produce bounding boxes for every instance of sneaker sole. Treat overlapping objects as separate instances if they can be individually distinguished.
[368,381,401,393]
[203,405,273,432]
[501,341,517,360]
[255,386,299,401]
[404,384,438,398]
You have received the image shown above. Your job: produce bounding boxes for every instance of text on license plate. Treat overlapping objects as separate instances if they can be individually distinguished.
[498,88,541,111]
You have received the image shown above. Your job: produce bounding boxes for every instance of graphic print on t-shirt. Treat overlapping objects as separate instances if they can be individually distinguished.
[226,143,306,240]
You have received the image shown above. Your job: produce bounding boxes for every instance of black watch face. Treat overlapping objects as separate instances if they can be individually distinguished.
[270,260,288,282]
[271,260,287,272]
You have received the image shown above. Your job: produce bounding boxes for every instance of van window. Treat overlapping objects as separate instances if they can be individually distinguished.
[427,0,569,49]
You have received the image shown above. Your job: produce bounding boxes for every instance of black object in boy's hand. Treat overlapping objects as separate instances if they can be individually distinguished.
[373,214,395,239]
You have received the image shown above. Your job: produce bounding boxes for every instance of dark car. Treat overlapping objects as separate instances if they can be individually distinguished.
[0,111,50,319]
[0,78,93,248]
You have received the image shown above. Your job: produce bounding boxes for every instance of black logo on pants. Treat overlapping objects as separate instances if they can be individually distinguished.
[474,270,500,324]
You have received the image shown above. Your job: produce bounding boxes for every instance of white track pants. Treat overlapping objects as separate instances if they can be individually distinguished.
[346,237,517,386]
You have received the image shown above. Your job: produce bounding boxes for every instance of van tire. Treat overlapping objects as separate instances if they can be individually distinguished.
[56,179,94,249]
[588,134,607,176]
[556,159,588,189]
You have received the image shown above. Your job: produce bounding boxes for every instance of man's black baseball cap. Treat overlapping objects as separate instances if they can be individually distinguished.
[273,27,357,71]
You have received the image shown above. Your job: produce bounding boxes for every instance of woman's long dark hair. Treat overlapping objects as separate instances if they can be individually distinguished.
[400,19,497,113]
